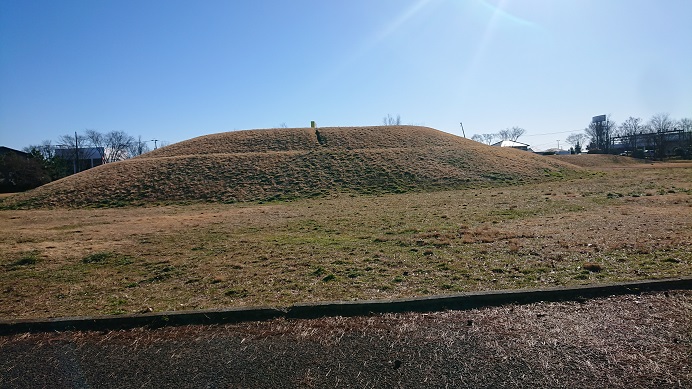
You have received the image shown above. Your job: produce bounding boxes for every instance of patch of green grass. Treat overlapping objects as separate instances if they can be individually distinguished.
[81,251,134,265]
[8,251,41,268]
[82,252,113,264]
[543,169,565,178]
[489,208,538,220]
[105,297,129,315]
[312,267,326,276]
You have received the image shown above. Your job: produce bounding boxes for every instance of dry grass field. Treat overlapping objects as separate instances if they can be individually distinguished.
[0,150,690,319]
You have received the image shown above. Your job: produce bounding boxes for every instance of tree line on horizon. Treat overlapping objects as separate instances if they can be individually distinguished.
[1,129,160,193]
[565,113,692,157]
[471,127,526,145]
[469,113,691,157]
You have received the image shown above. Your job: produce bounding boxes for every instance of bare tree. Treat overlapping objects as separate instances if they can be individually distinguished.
[618,117,644,137]
[508,126,525,141]
[678,118,692,132]
[565,133,587,147]
[84,129,133,162]
[104,130,134,162]
[565,133,587,154]
[383,114,401,125]
[497,128,512,141]
[84,129,106,161]
[58,133,87,150]
[472,133,496,145]
[128,136,151,157]
[84,129,103,146]
[482,133,496,145]
[471,134,497,145]
[647,113,676,158]
[617,116,644,150]
[648,113,674,133]
[494,127,525,142]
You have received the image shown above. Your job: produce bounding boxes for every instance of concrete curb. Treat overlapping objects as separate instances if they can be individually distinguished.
[288,277,692,318]
[1,277,690,335]
[0,306,284,336]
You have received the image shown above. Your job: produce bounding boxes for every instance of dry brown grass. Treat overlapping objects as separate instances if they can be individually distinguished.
[0,159,689,319]
[0,126,579,208]
[549,154,650,167]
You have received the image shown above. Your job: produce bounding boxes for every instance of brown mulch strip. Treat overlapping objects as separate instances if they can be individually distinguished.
[1,290,690,388]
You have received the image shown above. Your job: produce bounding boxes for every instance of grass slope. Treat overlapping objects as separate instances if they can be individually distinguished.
[2,126,578,208]
[549,154,649,168]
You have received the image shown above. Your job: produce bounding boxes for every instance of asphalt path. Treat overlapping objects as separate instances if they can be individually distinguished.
[2,290,690,388]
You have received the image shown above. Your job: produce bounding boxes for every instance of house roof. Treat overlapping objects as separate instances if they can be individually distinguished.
[491,140,530,148]
[0,146,29,158]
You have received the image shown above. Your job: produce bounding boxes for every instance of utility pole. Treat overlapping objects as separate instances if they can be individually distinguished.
[150,139,159,150]
[557,140,560,150]
[74,131,79,174]
[460,122,466,138]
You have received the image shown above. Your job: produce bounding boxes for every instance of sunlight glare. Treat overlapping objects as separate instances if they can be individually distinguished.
[477,0,537,28]
[310,0,434,92]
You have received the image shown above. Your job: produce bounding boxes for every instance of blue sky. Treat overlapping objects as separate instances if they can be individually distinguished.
[1,0,691,151]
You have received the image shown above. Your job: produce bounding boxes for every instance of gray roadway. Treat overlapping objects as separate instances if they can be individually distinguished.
[2,290,691,389]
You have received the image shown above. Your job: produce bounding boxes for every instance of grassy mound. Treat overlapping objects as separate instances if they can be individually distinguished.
[2,126,579,208]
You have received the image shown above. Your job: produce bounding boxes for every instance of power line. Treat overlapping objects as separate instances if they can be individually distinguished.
[522,130,580,137]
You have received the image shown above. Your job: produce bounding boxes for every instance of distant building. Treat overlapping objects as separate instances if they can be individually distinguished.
[539,148,571,155]
[491,140,531,151]
[0,146,30,158]
[54,146,104,173]
[610,129,691,159]
[0,146,47,192]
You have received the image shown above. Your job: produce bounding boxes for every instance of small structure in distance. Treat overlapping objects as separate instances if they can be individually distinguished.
[491,140,531,151]
[55,146,105,173]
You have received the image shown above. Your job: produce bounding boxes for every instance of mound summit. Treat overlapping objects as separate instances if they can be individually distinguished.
[3,126,578,208]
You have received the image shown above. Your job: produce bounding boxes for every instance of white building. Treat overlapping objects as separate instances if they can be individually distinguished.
[491,140,531,151]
